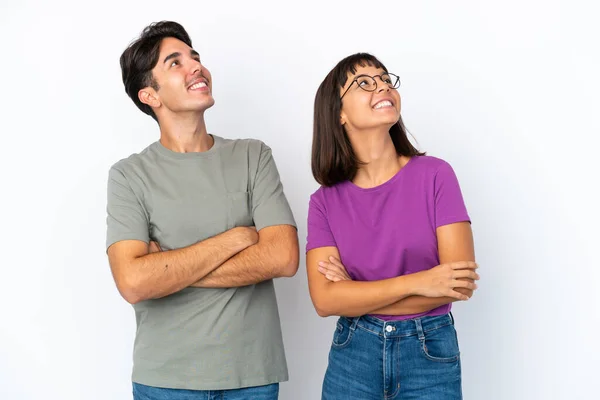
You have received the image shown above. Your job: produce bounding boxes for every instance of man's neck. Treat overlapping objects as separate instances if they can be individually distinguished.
[158,112,213,153]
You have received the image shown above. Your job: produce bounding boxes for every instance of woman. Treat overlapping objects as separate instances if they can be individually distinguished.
[306,53,479,400]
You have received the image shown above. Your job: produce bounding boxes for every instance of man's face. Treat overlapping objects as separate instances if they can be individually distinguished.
[140,37,214,118]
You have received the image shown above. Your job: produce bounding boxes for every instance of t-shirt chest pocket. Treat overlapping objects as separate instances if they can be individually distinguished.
[226,191,253,229]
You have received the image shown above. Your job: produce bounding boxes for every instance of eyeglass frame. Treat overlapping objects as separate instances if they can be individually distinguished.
[340,72,401,100]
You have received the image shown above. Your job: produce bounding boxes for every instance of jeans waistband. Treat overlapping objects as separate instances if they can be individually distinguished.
[340,313,454,339]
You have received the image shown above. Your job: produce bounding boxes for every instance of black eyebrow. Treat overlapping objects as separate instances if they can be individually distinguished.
[163,52,181,64]
[163,50,200,65]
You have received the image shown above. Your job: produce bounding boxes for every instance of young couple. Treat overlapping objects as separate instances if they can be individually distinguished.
[106,21,479,400]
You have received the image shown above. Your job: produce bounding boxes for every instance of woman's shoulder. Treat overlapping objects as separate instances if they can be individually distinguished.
[409,155,455,175]
[411,154,451,167]
[309,182,348,205]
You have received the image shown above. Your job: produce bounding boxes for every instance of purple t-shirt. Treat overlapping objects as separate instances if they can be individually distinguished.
[306,156,470,321]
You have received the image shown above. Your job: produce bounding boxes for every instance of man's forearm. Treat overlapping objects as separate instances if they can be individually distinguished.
[191,242,278,288]
[192,225,299,288]
[116,227,255,303]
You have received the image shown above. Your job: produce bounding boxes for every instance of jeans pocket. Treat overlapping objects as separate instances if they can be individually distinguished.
[420,323,460,362]
[331,318,354,349]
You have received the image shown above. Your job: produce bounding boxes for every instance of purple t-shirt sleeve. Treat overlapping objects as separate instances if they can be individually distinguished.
[306,190,337,252]
[434,161,471,228]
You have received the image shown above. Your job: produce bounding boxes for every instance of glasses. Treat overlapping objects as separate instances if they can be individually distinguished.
[340,73,400,100]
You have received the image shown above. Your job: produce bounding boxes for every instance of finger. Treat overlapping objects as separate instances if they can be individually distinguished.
[319,264,349,281]
[452,261,478,270]
[325,272,343,282]
[321,265,344,279]
[449,261,478,270]
[327,258,351,278]
[328,256,345,268]
[317,261,329,269]
[454,287,474,298]
[328,265,347,276]
[320,261,346,275]
[453,270,480,280]
[148,241,161,253]
[453,280,478,290]
[318,261,334,270]
[318,264,342,277]
[448,289,470,301]
[332,272,351,281]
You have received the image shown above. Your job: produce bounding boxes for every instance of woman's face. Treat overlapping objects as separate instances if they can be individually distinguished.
[339,65,401,133]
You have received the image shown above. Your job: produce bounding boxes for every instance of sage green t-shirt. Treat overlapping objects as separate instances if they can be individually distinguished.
[106,135,296,390]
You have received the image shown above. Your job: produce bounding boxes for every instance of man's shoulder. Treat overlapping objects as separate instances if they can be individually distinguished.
[108,142,156,175]
[217,135,267,152]
[215,136,273,163]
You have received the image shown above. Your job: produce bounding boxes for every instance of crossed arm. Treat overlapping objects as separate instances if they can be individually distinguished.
[306,222,478,317]
[108,224,298,304]
[191,225,299,288]
[369,222,476,315]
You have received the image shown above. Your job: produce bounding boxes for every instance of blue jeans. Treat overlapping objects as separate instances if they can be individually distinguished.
[132,383,279,400]
[322,313,462,400]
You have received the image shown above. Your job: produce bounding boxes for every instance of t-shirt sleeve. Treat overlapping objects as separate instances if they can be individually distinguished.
[251,143,297,231]
[106,166,150,250]
[306,190,337,252]
[434,161,471,228]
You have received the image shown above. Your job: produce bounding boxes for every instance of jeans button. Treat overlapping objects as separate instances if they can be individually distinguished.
[385,325,393,332]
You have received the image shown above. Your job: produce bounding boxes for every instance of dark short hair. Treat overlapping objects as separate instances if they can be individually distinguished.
[120,21,193,122]
[312,53,425,187]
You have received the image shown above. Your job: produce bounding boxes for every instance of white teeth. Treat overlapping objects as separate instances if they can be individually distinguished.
[189,82,207,90]
[374,100,393,109]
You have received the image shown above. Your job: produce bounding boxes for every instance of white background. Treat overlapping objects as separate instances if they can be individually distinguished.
[1,0,598,399]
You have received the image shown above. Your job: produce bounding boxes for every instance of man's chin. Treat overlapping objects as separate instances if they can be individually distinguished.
[197,98,215,112]
[187,98,216,113]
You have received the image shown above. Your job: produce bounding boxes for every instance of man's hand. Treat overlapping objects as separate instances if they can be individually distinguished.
[318,256,352,282]
[148,241,162,254]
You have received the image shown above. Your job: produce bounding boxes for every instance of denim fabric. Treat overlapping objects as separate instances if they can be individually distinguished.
[322,313,462,399]
[133,382,279,400]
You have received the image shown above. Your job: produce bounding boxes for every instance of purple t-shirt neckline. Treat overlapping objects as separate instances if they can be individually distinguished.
[306,156,470,321]
[344,156,416,193]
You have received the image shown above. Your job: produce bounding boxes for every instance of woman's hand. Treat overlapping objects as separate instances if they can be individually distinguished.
[412,261,479,300]
[318,256,353,282]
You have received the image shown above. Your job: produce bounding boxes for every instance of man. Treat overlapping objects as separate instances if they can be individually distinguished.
[106,21,299,399]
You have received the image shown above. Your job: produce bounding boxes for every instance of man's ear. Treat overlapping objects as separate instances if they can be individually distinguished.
[138,87,160,109]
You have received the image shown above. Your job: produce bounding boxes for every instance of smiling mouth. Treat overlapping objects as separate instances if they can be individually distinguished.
[188,81,208,91]
[373,100,393,110]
